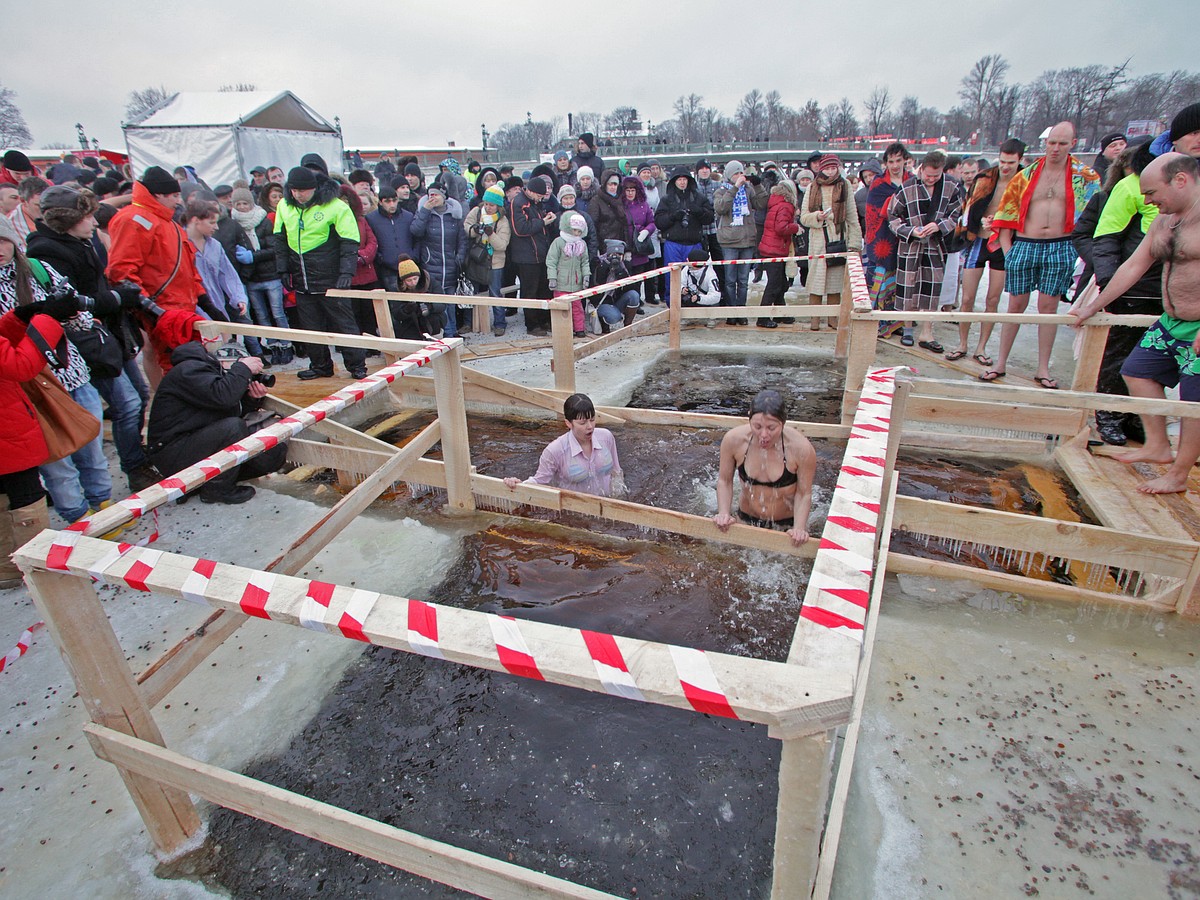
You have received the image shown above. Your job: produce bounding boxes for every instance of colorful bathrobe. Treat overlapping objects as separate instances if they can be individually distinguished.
[887,176,963,312]
[992,155,1100,247]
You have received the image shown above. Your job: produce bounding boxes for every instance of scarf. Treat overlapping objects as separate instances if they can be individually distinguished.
[807,176,847,229]
[731,184,750,222]
[563,232,586,258]
[230,205,267,250]
[478,210,498,245]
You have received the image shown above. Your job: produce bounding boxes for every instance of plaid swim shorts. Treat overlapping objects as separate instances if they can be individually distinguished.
[1004,236,1076,297]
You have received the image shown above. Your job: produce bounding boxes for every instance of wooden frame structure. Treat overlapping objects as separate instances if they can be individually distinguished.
[15,253,1200,897]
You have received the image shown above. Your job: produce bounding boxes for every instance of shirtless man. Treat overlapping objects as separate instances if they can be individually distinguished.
[1070,153,1200,494]
[951,140,1025,363]
[984,122,1100,388]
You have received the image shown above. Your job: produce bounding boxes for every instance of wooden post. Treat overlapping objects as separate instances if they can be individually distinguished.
[431,345,475,513]
[1069,320,1110,434]
[669,265,682,351]
[550,304,576,394]
[834,266,853,359]
[841,316,878,424]
[373,294,400,365]
[771,732,835,898]
[24,568,201,853]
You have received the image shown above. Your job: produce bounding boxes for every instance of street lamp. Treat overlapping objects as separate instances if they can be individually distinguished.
[481,124,489,153]
[75,123,89,150]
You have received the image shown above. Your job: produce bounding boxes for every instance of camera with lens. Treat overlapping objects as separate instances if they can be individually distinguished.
[112,279,166,319]
[46,280,95,313]
[252,372,276,388]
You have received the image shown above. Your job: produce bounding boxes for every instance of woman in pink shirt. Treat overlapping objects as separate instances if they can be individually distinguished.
[504,393,623,497]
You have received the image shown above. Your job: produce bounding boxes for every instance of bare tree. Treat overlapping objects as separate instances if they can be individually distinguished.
[0,84,33,148]
[895,96,920,140]
[959,54,1010,143]
[604,106,642,138]
[736,90,766,140]
[672,94,707,143]
[569,111,603,137]
[490,117,564,158]
[795,100,823,141]
[218,83,258,92]
[764,90,788,141]
[862,86,892,137]
[821,98,859,140]
[125,86,174,122]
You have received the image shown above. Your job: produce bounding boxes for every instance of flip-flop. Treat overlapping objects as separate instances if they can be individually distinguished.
[918,340,944,353]
[945,349,967,361]
[972,353,992,366]
[1034,376,1058,389]
[978,370,1006,382]
[900,334,915,346]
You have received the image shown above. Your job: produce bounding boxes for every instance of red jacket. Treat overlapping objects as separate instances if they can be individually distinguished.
[0,311,65,475]
[758,192,799,257]
[0,165,40,187]
[106,182,206,311]
[352,216,379,285]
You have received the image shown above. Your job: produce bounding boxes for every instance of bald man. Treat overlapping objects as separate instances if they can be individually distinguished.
[1071,153,1200,494]
[983,121,1100,388]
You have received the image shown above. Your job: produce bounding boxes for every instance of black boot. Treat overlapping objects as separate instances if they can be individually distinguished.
[1094,410,1127,446]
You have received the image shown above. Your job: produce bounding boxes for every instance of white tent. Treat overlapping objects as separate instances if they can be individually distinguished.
[123,91,344,187]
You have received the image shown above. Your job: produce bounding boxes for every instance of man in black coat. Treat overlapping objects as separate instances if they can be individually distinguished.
[146,312,287,504]
[654,166,714,265]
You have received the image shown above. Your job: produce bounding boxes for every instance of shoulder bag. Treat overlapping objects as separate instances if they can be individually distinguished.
[20,322,101,462]
[823,223,848,268]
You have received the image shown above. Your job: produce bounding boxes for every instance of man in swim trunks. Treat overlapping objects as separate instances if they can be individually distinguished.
[985,122,1100,388]
[1070,153,1200,495]
[712,389,817,546]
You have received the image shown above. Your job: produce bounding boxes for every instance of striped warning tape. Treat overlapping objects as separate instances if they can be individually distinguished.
[0,622,42,675]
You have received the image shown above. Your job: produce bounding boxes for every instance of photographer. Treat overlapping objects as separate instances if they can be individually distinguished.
[145,310,287,505]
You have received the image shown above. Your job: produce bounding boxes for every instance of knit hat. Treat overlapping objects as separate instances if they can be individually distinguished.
[397,259,420,279]
[425,183,446,198]
[482,185,505,207]
[578,132,596,151]
[695,159,711,172]
[554,150,569,162]
[286,166,317,190]
[300,153,328,175]
[860,158,884,176]
[796,168,815,182]
[724,160,745,180]
[404,162,423,177]
[817,154,842,173]
[2,150,32,173]
[637,162,653,174]
[526,175,551,196]
[1170,103,1200,143]
[647,158,661,168]
[568,213,586,233]
[686,247,708,263]
[1099,132,1126,152]
[577,165,594,181]
[0,215,20,249]
[39,185,99,233]
[92,176,118,196]
[141,165,181,196]
[231,187,255,206]
[557,183,576,200]
[378,185,398,200]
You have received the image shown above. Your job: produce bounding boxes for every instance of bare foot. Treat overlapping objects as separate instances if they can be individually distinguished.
[1114,446,1175,465]
[1137,472,1190,494]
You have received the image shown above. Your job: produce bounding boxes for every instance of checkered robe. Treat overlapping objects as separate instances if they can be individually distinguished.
[887,177,963,311]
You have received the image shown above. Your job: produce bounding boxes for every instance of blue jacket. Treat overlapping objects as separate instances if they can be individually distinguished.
[410,199,467,293]
[366,207,415,281]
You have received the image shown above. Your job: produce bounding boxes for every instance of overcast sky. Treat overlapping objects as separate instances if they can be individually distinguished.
[8,0,1194,154]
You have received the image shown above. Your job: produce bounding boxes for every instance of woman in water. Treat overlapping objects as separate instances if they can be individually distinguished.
[712,389,816,546]
[503,393,623,497]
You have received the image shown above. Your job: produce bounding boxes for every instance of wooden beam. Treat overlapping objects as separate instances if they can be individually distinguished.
[262,396,400,453]
[268,423,442,575]
[668,265,682,350]
[841,317,878,424]
[676,305,841,320]
[196,320,439,355]
[886,552,1175,612]
[852,310,1158,326]
[834,267,853,359]
[905,394,1084,435]
[911,376,1200,420]
[138,607,249,709]
[572,309,669,362]
[328,288,568,312]
[84,725,620,900]
[462,368,622,425]
[892,495,1197,578]
[550,305,576,394]
[1069,322,1109,394]
[23,570,201,853]
[286,438,396,477]
[431,347,475,513]
[898,432,1052,456]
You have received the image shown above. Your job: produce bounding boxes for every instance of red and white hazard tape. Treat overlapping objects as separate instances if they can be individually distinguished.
[0,621,42,675]
[58,337,456,553]
[799,366,906,640]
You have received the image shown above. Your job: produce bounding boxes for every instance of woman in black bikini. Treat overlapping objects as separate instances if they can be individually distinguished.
[712,389,816,546]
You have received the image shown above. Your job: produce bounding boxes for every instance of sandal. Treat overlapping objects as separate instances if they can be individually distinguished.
[972,353,993,367]
[978,370,1006,382]
[1034,376,1058,390]
[945,349,966,361]
[918,340,944,353]
[900,334,915,346]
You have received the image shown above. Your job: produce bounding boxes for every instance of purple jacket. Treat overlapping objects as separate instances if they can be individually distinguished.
[621,177,657,265]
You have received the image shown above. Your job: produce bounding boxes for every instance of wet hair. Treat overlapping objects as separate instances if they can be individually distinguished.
[998,138,1026,158]
[563,393,596,422]
[883,142,911,162]
[921,149,947,170]
[184,197,220,222]
[748,389,789,423]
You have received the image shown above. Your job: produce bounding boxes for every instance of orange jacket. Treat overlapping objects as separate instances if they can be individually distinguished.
[106,182,206,311]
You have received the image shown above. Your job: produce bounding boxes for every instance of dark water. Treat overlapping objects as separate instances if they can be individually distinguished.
[197,352,1092,897]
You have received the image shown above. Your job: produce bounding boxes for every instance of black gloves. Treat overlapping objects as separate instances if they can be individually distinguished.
[482,224,494,236]
[279,273,294,292]
[197,294,229,322]
[14,293,81,322]
[747,174,762,186]
[113,280,146,310]
[335,274,353,290]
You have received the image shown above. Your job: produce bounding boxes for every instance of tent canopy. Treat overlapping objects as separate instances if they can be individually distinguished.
[124,91,343,187]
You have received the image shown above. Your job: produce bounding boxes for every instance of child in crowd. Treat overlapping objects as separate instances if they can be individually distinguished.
[546,213,590,337]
